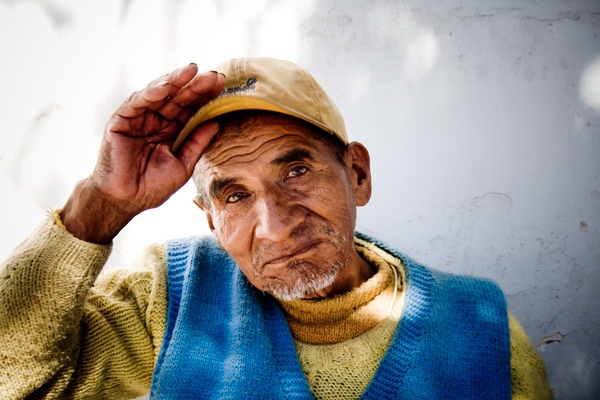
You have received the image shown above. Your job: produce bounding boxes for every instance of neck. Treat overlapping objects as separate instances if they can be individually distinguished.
[303,250,375,299]
[276,243,402,344]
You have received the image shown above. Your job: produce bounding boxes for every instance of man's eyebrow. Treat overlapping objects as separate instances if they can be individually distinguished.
[208,149,314,200]
[271,148,315,166]
[209,177,238,200]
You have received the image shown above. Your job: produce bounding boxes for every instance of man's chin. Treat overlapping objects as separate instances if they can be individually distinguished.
[264,262,341,301]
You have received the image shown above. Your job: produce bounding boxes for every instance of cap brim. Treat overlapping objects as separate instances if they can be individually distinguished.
[171,96,337,152]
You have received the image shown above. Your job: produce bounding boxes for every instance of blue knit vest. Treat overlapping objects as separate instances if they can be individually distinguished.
[150,234,511,399]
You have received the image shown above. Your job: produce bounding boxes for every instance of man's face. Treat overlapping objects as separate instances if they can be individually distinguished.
[194,113,371,300]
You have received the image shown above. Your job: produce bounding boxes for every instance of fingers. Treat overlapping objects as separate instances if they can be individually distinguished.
[116,63,224,121]
[117,80,172,119]
[147,63,199,95]
[158,71,225,122]
[145,63,200,112]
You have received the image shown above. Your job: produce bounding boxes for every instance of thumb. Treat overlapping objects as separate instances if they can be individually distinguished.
[176,121,220,175]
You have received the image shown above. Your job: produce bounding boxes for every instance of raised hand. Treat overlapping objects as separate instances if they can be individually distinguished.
[61,63,225,244]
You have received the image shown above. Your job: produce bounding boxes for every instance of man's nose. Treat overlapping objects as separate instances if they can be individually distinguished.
[254,193,304,243]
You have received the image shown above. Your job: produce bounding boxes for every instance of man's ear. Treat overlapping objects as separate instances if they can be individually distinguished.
[193,196,215,231]
[344,142,372,207]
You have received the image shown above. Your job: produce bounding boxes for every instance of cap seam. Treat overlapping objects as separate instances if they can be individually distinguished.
[299,67,321,124]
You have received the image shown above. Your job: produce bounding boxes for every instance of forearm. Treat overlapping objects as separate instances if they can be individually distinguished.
[0,211,111,399]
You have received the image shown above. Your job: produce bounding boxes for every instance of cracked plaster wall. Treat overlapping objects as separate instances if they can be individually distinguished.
[339,3,600,398]
[1,0,599,398]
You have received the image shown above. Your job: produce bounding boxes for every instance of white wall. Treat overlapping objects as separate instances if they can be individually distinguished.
[1,0,598,398]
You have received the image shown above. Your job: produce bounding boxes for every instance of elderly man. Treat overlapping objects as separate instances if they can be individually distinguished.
[0,57,551,399]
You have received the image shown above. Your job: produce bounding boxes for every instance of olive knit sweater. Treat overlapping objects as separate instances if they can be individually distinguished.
[0,213,553,399]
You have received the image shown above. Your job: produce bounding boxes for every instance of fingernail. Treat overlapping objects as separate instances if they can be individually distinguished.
[157,80,170,86]
[201,70,219,77]
[218,72,227,79]
[189,62,197,66]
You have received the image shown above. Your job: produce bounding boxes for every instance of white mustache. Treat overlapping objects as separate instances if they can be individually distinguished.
[252,222,337,270]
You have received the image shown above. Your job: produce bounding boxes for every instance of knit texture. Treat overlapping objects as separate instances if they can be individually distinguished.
[151,236,313,399]
[508,314,555,399]
[0,214,553,399]
[152,234,513,399]
[289,239,552,399]
[0,213,112,399]
[278,242,405,345]
[289,244,406,399]
[360,233,513,399]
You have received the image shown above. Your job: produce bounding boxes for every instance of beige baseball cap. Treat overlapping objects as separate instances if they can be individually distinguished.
[171,57,347,151]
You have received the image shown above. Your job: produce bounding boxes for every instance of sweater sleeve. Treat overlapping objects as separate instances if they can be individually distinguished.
[0,212,168,399]
[509,313,554,399]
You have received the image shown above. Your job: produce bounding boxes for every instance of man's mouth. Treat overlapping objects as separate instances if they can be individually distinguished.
[260,240,323,268]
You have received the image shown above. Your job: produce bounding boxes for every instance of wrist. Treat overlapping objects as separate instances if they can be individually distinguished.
[60,178,136,244]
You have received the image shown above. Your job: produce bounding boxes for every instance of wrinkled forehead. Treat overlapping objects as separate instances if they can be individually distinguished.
[192,112,320,187]
[215,111,314,141]
[203,112,317,160]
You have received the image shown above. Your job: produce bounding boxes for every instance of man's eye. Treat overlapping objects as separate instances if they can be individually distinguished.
[286,166,308,179]
[226,192,247,203]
